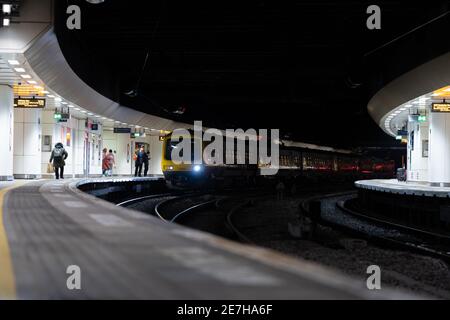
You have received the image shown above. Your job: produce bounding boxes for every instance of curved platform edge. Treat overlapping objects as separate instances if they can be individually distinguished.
[355,179,450,198]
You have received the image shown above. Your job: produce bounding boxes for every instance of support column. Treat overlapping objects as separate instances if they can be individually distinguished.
[407,119,429,182]
[0,85,14,181]
[13,108,42,179]
[429,112,450,186]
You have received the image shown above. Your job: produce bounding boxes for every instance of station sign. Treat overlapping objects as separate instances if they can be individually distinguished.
[114,127,131,134]
[431,103,450,113]
[13,98,46,108]
[54,112,70,122]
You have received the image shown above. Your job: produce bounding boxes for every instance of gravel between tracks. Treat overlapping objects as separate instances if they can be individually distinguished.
[236,193,450,299]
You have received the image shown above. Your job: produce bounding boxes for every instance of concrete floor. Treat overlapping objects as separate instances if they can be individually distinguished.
[0,179,415,299]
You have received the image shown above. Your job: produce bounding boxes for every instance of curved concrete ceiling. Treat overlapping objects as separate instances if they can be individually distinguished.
[24,28,188,131]
[368,51,450,134]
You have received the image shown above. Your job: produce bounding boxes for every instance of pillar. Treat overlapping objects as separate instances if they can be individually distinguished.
[428,111,450,186]
[0,85,14,181]
[13,108,42,179]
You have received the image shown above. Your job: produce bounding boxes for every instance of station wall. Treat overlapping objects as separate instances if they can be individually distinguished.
[9,108,163,179]
[102,129,163,176]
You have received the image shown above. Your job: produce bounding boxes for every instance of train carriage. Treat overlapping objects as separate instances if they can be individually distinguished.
[161,131,395,187]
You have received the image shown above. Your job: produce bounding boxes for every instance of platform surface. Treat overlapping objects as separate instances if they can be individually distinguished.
[355,179,450,198]
[0,178,415,299]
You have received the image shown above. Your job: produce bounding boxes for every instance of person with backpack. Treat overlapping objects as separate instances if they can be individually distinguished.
[49,142,68,179]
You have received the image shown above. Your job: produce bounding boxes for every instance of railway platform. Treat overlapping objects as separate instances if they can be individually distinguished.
[354,179,450,235]
[356,179,450,197]
[0,178,415,299]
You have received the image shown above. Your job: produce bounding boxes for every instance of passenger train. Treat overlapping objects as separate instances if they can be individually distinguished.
[161,131,395,187]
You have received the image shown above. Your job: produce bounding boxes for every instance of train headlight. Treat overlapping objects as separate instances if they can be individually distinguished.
[193,165,202,172]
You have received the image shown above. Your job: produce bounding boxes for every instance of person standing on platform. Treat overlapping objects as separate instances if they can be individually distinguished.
[106,149,115,176]
[143,151,150,177]
[134,146,145,177]
[49,142,68,180]
[102,148,108,176]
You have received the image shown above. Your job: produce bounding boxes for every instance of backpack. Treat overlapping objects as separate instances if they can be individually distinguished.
[53,148,64,158]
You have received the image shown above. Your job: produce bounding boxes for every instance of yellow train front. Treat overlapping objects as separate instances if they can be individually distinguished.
[161,131,258,187]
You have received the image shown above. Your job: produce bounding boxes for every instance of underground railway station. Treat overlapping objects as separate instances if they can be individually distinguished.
[1,0,450,311]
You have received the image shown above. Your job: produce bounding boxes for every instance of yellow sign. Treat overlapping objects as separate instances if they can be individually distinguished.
[13,98,46,108]
[432,103,450,112]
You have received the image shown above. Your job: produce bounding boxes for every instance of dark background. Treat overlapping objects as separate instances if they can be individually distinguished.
[55,0,449,155]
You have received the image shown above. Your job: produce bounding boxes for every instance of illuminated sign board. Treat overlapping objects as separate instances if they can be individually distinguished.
[13,98,46,108]
[114,127,131,134]
[431,103,450,113]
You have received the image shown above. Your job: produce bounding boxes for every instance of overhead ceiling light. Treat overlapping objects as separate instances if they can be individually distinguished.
[88,113,93,116]
[115,121,120,123]
[74,107,81,111]
[68,105,74,108]
[2,4,11,14]
[7,60,19,65]
[47,94,55,98]
[400,107,406,111]
[42,91,49,94]
[405,104,412,108]
[14,68,25,73]
[20,74,31,79]
[80,110,87,113]
[61,102,68,105]
[2,18,10,27]
[101,117,107,120]
[55,97,62,102]
[95,115,101,118]
[33,85,43,90]
[27,80,37,84]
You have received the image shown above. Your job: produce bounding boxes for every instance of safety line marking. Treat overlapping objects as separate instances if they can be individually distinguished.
[89,214,134,227]
[0,181,30,300]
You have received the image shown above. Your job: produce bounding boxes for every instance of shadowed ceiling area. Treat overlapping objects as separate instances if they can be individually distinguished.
[54,0,449,148]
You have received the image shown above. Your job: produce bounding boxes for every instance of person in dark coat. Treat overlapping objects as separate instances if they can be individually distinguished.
[134,146,145,177]
[49,142,68,179]
[143,151,150,177]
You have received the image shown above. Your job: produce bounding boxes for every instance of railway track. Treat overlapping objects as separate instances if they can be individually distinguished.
[300,192,450,262]
[154,194,220,223]
[225,199,257,244]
